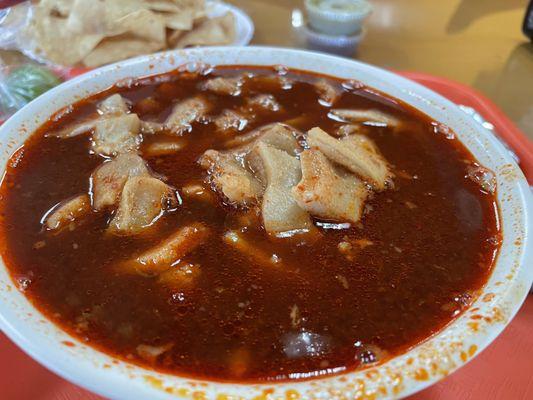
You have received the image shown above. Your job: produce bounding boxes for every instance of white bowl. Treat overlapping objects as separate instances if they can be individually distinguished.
[0,47,531,400]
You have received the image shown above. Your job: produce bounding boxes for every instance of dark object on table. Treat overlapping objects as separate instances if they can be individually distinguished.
[524,0,533,40]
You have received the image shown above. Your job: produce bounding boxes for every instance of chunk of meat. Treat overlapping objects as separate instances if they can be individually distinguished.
[307,127,392,190]
[292,149,368,223]
[43,194,91,233]
[140,120,165,134]
[90,153,149,210]
[181,182,216,203]
[129,223,210,275]
[108,176,178,235]
[50,95,131,139]
[97,94,130,115]
[250,142,316,236]
[199,150,263,205]
[250,74,293,90]
[143,137,186,156]
[253,124,300,155]
[335,124,362,137]
[165,96,210,133]
[202,76,242,95]
[158,263,201,288]
[136,343,173,364]
[214,110,248,132]
[246,94,281,112]
[329,108,400,128]
[224,123,300,155]
[314,79,341,105]
[49,120,96,139]
[223,230,283,267]
[92,114,142,156]
[222,125,264,149]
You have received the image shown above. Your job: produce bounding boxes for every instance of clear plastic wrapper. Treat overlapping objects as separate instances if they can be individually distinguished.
[0,58,62,121]
[0,2,37,60]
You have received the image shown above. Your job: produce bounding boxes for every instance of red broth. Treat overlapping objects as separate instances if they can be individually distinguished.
[0,66,500,382]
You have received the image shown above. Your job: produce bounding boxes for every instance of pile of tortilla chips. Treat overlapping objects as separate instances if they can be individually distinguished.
[21,0,236,67]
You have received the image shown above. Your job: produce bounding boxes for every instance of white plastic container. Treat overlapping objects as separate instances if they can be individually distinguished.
[301,24,365,56]
[305,0,372,36]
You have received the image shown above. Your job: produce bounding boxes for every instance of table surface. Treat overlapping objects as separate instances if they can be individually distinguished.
[1,1,532,399]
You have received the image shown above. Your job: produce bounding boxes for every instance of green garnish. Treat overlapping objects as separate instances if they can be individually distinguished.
[5,64,61,105]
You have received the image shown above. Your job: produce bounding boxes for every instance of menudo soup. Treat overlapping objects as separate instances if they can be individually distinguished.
[0,66,500,381]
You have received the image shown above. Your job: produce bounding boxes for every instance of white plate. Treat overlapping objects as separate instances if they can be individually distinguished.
[208,1,255,46]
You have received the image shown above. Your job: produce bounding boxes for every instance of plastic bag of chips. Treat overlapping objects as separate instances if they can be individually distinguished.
[0,0,236,68]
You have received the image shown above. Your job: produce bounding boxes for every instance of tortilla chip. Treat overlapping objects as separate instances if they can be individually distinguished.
[66,0,109,35]
[115,9,166,43]
[163,8,195,30]
[101,0,147,23]
[142,0,181,13]
[21,0,236,67]
[25,8,104,65]
[175,0,206,14]
[38,0,74,17]
[174,12,235,48]
[83,34,164,67]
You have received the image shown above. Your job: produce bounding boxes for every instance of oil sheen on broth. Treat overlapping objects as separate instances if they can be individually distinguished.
[0,66,500,382]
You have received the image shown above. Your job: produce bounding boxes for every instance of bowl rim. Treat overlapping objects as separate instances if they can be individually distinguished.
[0,46,531,400]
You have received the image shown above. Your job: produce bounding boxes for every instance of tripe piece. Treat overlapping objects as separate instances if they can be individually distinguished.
[249,142,315,236]
[108,176,178,235]
[307,127,392,190]
[214,109,248,132]
[202,76,243,96]
[246,94,281,112]
[329,108,400,128]
[223,230,283,267]
[92,113,142,156]
[90,153,149,210]
[224,123,300,155]
[158,263,201,289]
[97,94,130,115]
[293,149,368,223]
[130,223,210,275]
[199,149,263,205]
[142,137,186,156]
[43,194,91,233]
[314,79,341,105]
[50,120,96,139]
[164,96,210,134]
